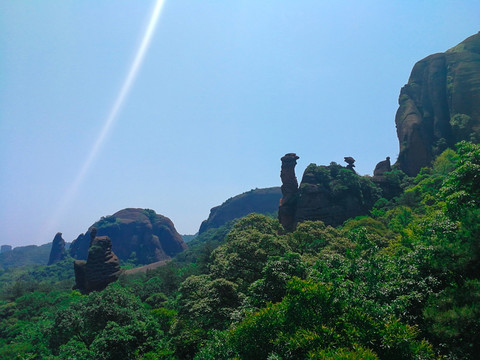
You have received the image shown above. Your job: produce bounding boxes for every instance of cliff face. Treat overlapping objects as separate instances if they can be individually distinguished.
[199,187,282,234]
[396,32,480,176]
[70,208,186,264]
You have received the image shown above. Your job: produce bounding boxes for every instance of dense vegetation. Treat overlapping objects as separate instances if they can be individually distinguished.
[1,142,479,359]
[0,244,52,270]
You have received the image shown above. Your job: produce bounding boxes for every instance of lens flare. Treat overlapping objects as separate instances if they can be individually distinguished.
[42,0,166,242]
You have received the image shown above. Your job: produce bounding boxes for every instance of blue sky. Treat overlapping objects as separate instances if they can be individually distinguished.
[1,1,479,247]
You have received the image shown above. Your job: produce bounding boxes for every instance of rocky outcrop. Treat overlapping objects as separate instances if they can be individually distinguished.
[48,232,67,265]
[295,162,381,227]
[74,231,121,294]
[395,32,480,176]
[199,187,282,234]
[344,157,356,173]
[278,153,300,232]
[373,157,392,177]
[371,157,401,200]
[278,156,381,231]
[70,208,186,265]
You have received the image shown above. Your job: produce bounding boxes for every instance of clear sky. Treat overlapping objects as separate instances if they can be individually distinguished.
[1,1,479,247]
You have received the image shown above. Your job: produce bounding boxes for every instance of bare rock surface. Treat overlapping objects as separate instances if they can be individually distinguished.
[395,32,480,176]
[70,208,186,265]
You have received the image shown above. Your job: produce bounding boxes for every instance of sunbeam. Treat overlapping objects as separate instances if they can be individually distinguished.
[42,0,166,242]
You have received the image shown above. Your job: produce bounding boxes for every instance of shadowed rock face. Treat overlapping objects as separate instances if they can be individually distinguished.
[295,162,381,227]
[74,233,121,294]
[373,157,391,177]
[278,153,300,232]
[371,157,400,200]
[69,208,186,265]
[278,157,381,231]
[396,32,480,176]
[199,187,282,234]
[344,157,356,173]
[48,232,67,265]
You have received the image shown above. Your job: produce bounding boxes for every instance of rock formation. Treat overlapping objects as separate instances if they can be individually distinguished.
[69,208,186,265]
[373,157,391,177]
[395,32,480,176]
[48,232,67,265]
[199,187,282,234]
[344,157,356,173]
[278,153,300,232]
[74,230,121,294]
[295,162,381,227]
[278,155,381,231]
[371,157,400,200]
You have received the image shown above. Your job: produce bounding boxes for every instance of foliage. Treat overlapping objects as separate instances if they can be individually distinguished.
[0,243,52,270]
[442,141,480,218]
[96,215,121,229]
[209,214,288,292]
[2,142,480,359]
[206,278,434,360]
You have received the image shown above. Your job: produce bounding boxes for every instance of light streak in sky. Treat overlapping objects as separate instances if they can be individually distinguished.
[43,0,166,241]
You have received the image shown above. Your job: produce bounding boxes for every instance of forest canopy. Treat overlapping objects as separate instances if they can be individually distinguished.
[1,142,480,359]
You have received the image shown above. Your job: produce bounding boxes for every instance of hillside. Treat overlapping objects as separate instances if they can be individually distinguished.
[198,187,281,234]
[0,243,51,270]
[1,142,479,359]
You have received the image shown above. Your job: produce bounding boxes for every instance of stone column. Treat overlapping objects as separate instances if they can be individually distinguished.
[278,153,299,232]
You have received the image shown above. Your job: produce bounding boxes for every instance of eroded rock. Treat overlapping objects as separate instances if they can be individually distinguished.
[70,208,186,265]
[74,231,121,294]
[295,162,381,227]
[395,32,480,176]
[278,153,300,232]
[48,232,67,265]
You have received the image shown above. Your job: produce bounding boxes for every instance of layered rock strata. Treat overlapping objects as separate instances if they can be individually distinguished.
[74,230,121,294]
